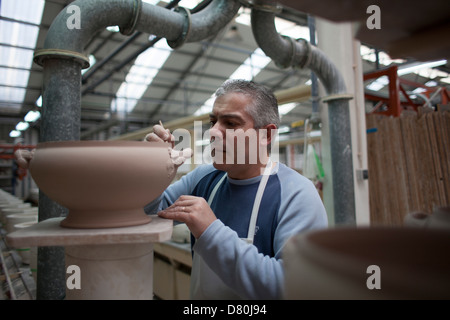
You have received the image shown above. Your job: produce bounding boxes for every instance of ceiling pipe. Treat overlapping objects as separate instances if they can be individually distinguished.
[80,0,215,97]
[250,5,356,226]
[81,0,182,84]
[32,0,241,300]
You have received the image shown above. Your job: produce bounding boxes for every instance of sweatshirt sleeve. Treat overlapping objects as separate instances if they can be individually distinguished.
[144,164,216,214]
[192,168,328,300]
[193,219,284,299]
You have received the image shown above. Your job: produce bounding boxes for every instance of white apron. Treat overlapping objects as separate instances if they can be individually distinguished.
[190,160,272,299]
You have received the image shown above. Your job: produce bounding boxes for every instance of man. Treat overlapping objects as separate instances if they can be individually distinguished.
[145,79,328,299]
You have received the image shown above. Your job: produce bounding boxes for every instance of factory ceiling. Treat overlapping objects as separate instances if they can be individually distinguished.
[1,0,449,143]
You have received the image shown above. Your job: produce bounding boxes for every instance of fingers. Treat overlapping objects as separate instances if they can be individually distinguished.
[144,124,174,147]
[158,201,190,223]
[144,132,164,143]
[157,196,201,222]
[14,149,33,169]
[158,196,216,239]
[170,148,193,166]
[153,124,171,141]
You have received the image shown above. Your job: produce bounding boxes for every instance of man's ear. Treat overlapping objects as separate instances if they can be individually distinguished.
[260,124,277,146]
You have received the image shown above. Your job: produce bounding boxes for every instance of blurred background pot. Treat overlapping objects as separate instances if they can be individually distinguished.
[284,226,450,299]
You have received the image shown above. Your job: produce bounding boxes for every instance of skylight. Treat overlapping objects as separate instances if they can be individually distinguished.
[361,45,450,91]
[360,45,405,66]
[108,0,202,118]
[111,40,172,116]
[279,102,297,116]
[193,48,272,116]
[192,9,309,117]
[366,75,389,91]
[235,7,310,41]
[0,0,45,107]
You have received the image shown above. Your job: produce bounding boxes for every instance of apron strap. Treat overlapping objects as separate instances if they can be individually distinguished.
[207,173,227,206]
[207,159,273,244]
[246,159,272,243]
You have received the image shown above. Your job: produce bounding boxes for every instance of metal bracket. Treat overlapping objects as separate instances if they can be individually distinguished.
[322,93,354,103]
[120,0,142,36]
[167,7,191,49]
[294,38,311,69]
[33,49,90,69]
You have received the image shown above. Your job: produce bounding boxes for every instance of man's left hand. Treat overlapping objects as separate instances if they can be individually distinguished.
[158,195,217,239]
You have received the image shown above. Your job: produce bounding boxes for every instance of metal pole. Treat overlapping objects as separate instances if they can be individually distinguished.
[37,58,82,299]
[251,8,356,225]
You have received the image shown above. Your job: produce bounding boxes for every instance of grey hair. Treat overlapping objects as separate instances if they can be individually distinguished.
[214,79,280,129]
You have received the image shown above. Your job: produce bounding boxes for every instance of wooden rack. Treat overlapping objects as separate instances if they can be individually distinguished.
[366,108,450,225]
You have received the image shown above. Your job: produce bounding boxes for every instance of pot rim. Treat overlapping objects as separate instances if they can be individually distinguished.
[35,140,170,149]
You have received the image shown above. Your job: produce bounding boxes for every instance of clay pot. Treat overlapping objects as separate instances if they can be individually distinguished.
[403,206,450,230]
[29,141,176,229]
[6,212,38,234]
[0,204,33,225]
[283,226,450,299]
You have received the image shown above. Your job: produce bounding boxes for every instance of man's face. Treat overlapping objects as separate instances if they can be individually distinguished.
[208,92,264,172]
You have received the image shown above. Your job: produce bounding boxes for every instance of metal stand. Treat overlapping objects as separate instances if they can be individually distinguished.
[6,216,172,300]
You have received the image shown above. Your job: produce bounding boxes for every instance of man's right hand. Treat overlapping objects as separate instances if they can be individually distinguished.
[144,123,175,148]
[14,149,34,169]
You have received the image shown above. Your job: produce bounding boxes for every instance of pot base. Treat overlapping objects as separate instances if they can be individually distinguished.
[60,209,152,229]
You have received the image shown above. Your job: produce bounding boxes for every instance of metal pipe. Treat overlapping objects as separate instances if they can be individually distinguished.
[80,0,218,95]
[81,0,181,83]
[307,14,320,122]
[35,0,241,69]
[36,57,83,300]
[251,8,356,225]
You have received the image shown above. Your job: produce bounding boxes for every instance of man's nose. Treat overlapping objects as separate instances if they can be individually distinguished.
[209,123,223,140]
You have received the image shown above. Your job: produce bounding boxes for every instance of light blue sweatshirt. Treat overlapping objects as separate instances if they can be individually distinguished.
[146,162,328,299]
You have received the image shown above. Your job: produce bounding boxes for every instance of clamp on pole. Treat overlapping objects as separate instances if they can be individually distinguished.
[167,6,191,49]
[33,49,91,69]
[120,0,143,35]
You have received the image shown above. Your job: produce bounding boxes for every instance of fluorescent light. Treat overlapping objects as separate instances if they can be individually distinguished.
[425,80,438,87]
[310,130,321,138]
[440,77,450,84]
[36,95,42,107]
[0,0,45,108]
[366,75,389,91]
[279,102,297,115]
[194,48,271,116]
[81,55,96,75]
[412,87,427,94]
[106,26,120,33]
[24,110,41,122]
[112,41,172,115]
[194,96,215,116]
[397,59,447,76]
[16,121,29,131]
[365,59,448,92]
[275,17,310,40]
[9,130,21,138]
[195,139,210,146]
[228,48,271,81]
[235,7,310,41]
[178,0,203,9]
[142,0,160,4]
[278,126,290,134]
[360,45,405,66]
